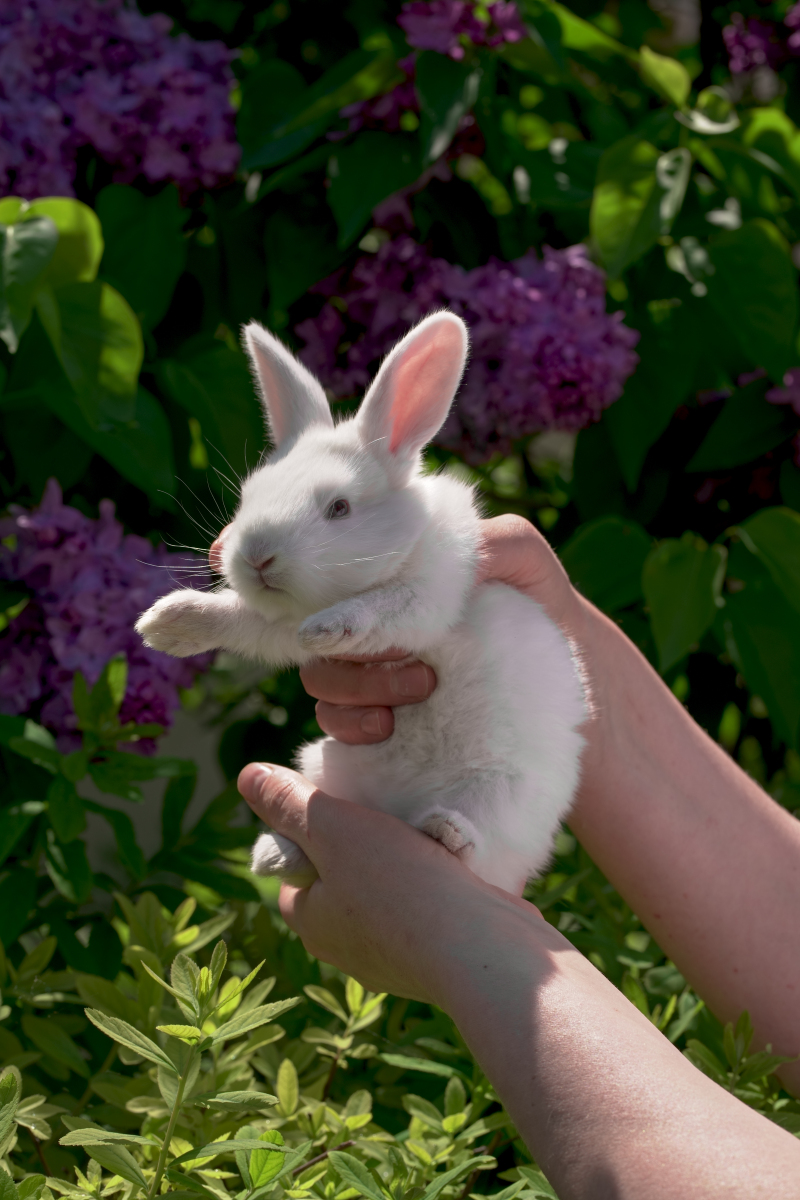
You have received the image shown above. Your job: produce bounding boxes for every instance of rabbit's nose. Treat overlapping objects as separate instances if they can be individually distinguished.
[245,553,275,572]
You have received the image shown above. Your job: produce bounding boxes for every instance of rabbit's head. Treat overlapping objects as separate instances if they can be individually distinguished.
[220,311,469,619]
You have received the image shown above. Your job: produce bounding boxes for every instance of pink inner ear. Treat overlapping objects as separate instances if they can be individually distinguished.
[388,326,463,453]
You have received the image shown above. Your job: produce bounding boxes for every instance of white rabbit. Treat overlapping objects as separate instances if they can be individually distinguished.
[136,312,587,895]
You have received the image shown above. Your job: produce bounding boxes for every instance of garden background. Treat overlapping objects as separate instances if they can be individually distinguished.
[2,1,800,1197]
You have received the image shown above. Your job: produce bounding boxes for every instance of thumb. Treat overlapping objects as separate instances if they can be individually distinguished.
[238,762,325,871]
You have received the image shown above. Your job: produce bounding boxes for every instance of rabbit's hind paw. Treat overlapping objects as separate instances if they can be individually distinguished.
[250,831,318,887]
[419,809,478,860]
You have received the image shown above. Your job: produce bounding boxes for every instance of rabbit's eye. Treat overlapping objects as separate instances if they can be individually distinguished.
[326,498,350,519]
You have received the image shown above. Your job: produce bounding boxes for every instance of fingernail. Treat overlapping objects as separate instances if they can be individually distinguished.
[255,763,273,776]
[391,664,431,698]
[360,710,385,736]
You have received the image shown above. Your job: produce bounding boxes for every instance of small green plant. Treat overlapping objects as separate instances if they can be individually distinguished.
[0,895,557,1200]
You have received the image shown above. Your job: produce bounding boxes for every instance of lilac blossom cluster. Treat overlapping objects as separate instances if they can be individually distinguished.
[723,4,800,74]
[398,0,526,60]
[0,480,212,748]
[296,237,640,461]
[0,0,240,199]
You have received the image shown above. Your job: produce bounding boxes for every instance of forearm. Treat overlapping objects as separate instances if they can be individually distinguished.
[436,897,800,1199]
[569,598,800,1084]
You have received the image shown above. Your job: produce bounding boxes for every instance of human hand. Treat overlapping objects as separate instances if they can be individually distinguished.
[298,514,585,744]
[238,761,529,1002]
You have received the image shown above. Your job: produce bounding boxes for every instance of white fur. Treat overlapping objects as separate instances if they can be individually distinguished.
[136,312,587,894]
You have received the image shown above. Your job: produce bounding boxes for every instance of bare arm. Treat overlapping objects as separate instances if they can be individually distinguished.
[238,764,800,1200]
[297,515,800,1087]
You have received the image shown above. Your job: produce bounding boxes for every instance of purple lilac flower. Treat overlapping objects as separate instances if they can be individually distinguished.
[295,237,640,461]
[0,479,212,749]
[787,2,800,52]
[723,14,784,73]
[398,0,526,60]
[0,0,240,199]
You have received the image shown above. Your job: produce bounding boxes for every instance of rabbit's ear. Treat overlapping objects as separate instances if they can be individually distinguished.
[243,321,333,448]
[357,312,468,463]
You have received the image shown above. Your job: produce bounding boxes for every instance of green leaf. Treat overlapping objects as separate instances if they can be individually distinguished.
[211,997,301,1043]
[250,1129,286,1188]
[59,1130,155,1148]
[157,1024,205,1043]
[328,1151,387,1200]
[82,802,146,881]
[46,775,86,843]
[193,1090,277,1111]
[0,215,59,352]
[171,1139,292,1166]
[560,517,651,613]
[157,344,262,481]
[36,279,143,428]
[73,974,139,1024]
[0,1066,21,1150]
[515,1165,559,1199]
[605,298,701,491]
[82,1143,147,1190]
[706,220,798,382]
[265,208,346,319]
[304,984,348,1023]
[24,199,103,287]
[0,1170,17,1200]
[0,802,42,863]
[240,49,401,171]
[0,869,37,947]
[402,1094,443,1132]
[276,1057,298,1117]
[686,379,792,472]
[43,381,175,505]
[96,184,187,331]
[637,46,691,107]
[378,1053,462,1079]
[44,830,93,905]
[721,542,800,747]
[21,1015,90,1078]
[7,734,59,773]
[539,0,633,62]
[17,936,56,982]
[739,108,800,201]
[328,133,422,248]
[161,774,195,852]
[421,1156,495,1200]
[591,137,690,277]
[737,507,800,620]
[84,1009,175,1070]
[415,52,481,163]
[642,535,727,671]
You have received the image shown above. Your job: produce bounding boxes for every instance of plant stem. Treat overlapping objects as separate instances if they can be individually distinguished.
[72,1044,117,1115]
[292,1140,355,1176]
[455,1132,505,1200]
[321,1051,341,1100]
[30,1133,51,1177]
[147,1059,192,1200]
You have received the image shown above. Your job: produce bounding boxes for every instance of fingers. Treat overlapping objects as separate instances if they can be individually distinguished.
[300,657,436,707]
[315,701,394,744]
[238,763,319,860]
[209,523,233,574]
[477,514,576,625]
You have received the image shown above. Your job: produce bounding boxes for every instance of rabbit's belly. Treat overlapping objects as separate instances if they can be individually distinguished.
[297,582,586,862]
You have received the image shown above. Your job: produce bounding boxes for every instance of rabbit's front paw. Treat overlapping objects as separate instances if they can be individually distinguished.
[297,603,366,654]
[136,591,222,657]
